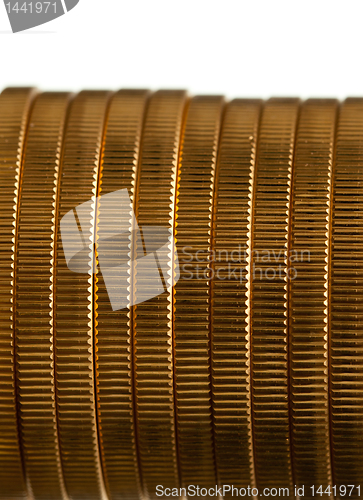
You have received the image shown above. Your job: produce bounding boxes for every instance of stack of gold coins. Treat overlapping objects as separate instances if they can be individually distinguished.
[0,88,362,500]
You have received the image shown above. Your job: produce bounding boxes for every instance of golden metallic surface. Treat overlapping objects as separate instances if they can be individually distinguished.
[211,99,262,494]
[289,99,338,495]
[132,90,188,500]
[2,88,363,500]
[53,91,112,500]
[0,87,36,500]
[15,92,72,500]
[95,89,149,500]
[174,95,225,495]
[330,98,363,488]
[250,98,300,496]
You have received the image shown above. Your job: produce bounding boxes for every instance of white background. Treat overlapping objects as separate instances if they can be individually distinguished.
[0,0,362,99]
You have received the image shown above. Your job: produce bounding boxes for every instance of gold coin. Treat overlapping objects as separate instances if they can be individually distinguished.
[289,99,338,493]
[53,90,112,500]
[0,87,36,500]
[132,90,188,499]
[95,89,149,500]
[15,92,72,500]
[250,98,300,496]
[174,95,225,495]
[211,98,262,494]
[330,98,363,487]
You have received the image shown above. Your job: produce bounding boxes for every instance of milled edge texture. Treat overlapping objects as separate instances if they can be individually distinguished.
[330,98,363,488]
[250,98,300,496]
[173,95,225,497]
[132,90,188,500]
[211,99,263,495]
[15,92,73,500]
[94,89,150,500]
[0,87,36,500]
[288,99,338,496]
[53,90,112,500]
